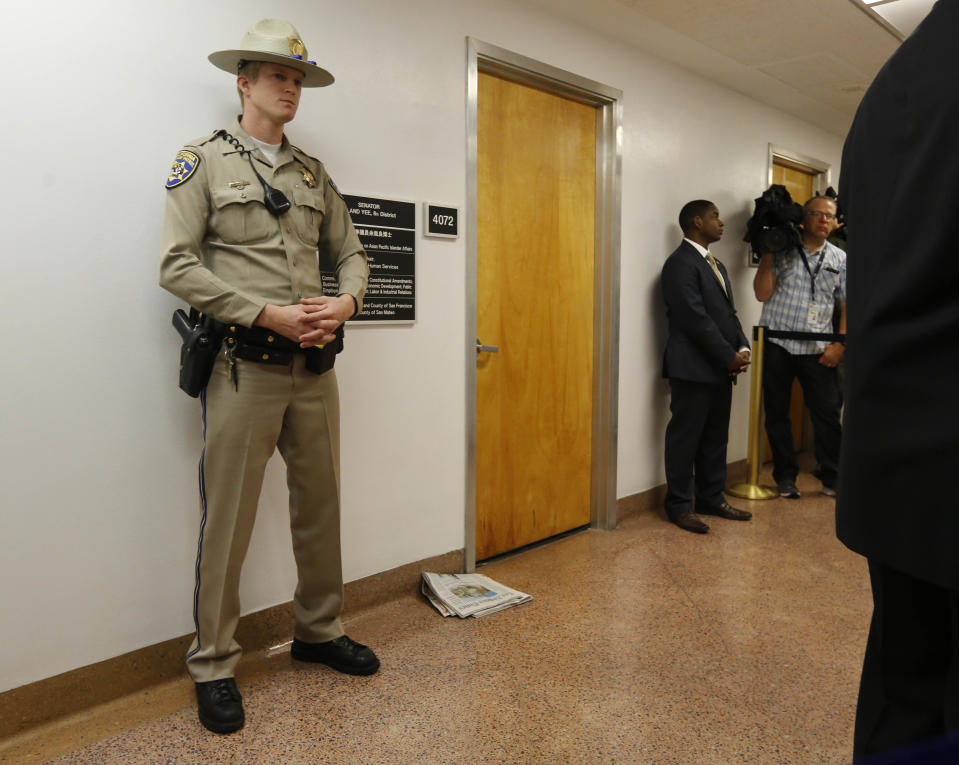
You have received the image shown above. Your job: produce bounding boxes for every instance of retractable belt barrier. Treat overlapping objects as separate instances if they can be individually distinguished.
[760,328,845,343]
[726,325,845,500]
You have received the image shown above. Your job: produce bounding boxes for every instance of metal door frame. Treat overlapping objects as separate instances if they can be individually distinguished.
[465,38,623,571]
[767,144,832,194]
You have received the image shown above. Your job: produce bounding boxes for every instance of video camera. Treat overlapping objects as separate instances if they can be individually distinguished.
[743,184,804,256]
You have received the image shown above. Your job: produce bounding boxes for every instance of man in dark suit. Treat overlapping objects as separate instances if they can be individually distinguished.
[661,200,752,533]
[838,2,959,758]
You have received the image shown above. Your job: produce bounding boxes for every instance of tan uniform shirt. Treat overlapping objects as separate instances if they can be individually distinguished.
[159,118,367,327]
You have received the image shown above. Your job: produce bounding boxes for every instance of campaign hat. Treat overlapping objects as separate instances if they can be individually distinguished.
[208,19,334,87]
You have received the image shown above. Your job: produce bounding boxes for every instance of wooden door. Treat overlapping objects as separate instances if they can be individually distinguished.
[773,161,815,215]
[475,72,595,561]
[762,160,815,461]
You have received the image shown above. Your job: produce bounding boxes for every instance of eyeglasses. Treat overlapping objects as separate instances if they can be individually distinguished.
[806,211,836,221]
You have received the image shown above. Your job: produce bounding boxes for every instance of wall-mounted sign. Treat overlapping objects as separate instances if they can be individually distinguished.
[324,195,416,323]
[424,203,459,239]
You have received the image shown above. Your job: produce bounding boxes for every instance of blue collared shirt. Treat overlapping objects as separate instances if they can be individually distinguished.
[759,240,847,355]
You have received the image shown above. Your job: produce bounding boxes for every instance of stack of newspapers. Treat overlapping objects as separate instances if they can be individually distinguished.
[421,572,533,618]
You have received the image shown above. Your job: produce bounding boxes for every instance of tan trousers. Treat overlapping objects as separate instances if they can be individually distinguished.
[186,352,344,683]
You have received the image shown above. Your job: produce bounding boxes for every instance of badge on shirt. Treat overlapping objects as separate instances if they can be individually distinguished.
[166,150,200,189]
[300,168,316,188]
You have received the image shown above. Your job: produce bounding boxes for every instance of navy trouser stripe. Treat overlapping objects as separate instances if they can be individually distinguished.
[186,388,210,660]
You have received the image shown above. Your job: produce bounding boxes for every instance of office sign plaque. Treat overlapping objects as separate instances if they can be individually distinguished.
[324,195,416,323]
[424,203,459,239]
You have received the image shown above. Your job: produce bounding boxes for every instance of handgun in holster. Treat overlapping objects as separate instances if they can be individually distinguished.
[171,308,225,397]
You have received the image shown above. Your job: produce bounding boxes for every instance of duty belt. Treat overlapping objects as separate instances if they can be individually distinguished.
[224,324,343,377]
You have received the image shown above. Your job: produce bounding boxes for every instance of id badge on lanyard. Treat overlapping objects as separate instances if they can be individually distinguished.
[800,248,825,298]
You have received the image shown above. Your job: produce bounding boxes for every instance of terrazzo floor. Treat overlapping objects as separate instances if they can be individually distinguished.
[3,471,871,764]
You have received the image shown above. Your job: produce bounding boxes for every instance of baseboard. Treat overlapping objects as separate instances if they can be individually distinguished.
[615,458,748,522]
[0,548,464,739]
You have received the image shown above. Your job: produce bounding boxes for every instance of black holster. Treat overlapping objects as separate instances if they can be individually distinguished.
[306,325,344,375]
[171,309,226,397]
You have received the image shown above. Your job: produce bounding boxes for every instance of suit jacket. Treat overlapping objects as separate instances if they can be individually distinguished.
[837,0,959,590]
[661,241,749,384]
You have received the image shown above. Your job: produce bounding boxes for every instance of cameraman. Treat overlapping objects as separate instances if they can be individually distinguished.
[753,196,846,499]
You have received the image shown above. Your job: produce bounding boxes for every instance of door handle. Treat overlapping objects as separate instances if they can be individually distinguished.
[476,338,500,355]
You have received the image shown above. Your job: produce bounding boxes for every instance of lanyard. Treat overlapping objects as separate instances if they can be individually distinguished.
[798,246,825,298]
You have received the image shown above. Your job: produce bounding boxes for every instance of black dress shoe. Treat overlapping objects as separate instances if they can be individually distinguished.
[291,635,380,676]
[195,678,244,734]
[669,511,709,534]
[698,501,752,521]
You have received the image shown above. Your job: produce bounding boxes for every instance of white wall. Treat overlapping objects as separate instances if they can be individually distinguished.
[0,0,843,693]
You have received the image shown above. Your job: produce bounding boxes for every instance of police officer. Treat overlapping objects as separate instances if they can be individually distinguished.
[159,19,378,734]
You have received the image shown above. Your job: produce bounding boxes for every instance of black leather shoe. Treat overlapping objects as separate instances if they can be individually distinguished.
[698,501,752,521]
[669,511,709,534]
[195,678,244,734]
[291,635,380,676]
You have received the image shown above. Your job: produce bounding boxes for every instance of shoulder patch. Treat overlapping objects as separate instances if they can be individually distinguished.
[166,150,201,189]
[328,177,345,200]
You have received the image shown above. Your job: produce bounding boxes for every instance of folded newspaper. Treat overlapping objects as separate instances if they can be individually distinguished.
[421,572,533,618]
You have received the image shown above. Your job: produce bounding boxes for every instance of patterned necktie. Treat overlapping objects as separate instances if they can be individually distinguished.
[705,252,728,296]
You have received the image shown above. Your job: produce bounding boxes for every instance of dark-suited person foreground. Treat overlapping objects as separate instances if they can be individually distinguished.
[661,201,752,534]
[838,1,959,760]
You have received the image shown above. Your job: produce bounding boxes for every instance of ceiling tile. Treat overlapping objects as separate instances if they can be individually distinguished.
[523,0,913,134]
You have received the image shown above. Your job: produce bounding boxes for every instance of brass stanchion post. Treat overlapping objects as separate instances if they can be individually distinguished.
[727,325,778,500]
